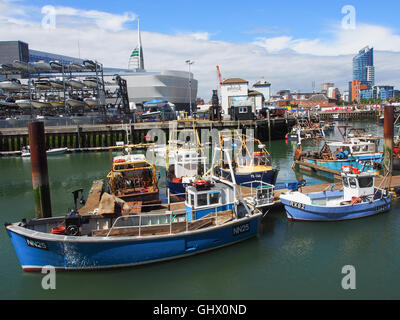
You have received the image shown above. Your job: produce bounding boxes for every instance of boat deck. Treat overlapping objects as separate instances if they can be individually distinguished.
[91,210,234,237]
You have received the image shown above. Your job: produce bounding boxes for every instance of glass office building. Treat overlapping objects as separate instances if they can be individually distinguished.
[353,46,374,87]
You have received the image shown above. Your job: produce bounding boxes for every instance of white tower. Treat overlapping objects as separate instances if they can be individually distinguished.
[128,18,145,72]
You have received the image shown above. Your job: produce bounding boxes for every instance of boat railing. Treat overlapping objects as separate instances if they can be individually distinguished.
[105,204,236,237]
[241,181,274,205]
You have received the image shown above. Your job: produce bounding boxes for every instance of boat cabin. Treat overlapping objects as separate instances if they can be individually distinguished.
[341,168,375,201]
[328,140,378,156]
[171,149,202,178]
[185,181,235,221]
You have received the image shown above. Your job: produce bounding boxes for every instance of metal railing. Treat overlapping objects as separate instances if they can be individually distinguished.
[241,181,274,205]
[105,202,237,237]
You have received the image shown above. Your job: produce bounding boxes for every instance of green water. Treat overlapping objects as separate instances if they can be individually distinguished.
[1,121,400,300]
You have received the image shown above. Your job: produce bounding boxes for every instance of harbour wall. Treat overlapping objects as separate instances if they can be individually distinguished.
[0,118,295,153]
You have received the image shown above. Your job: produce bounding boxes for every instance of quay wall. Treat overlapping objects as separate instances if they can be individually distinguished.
[318,110,378,120]
[0,118,295,153]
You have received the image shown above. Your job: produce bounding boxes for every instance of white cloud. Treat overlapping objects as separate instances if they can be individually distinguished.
[51,6,137,32]
[253,23,400,56]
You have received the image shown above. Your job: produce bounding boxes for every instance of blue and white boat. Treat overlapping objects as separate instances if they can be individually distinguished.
[218,131,279,187]
[280,166,391,221]
[297,134,383,175]
[166,119,207,198]
[5,175,262,271]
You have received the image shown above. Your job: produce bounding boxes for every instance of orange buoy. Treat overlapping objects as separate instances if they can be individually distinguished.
[351,197,362,205]
[51,226,66,235]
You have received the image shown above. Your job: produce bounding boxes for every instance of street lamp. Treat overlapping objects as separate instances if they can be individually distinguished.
[185,60,194,117]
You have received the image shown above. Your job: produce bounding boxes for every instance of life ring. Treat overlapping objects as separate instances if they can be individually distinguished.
[254,152,262,156]
[114,158,125,163]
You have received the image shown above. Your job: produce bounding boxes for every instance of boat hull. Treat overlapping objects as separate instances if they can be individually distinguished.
[220,168,279,186]
[280,195,391,221]
[5,214,261,271]
[166,177,189,198]
[304,156,382,173]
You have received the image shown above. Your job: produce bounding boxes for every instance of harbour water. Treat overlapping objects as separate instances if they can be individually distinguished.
[1,120,400,299]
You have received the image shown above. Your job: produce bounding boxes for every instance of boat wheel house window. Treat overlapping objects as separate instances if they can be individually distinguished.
[197,193,208,207]
[210,192,220,205]
[343,176,349,187]
[358,176,373,188]
[239,107,248,114]
[349,177,357,188]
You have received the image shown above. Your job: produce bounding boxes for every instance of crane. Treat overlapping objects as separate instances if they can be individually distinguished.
[216,65,222,88]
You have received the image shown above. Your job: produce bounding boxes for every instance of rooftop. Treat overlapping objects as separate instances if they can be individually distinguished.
[222,78,248,84]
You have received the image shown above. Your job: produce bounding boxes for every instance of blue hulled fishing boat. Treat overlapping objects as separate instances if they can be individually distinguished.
[295,128,383,175]
[5,174,262,271]
[280,166,391,221]
[217,131,279,187]
[6,143,265,272]
[166,119,208,198]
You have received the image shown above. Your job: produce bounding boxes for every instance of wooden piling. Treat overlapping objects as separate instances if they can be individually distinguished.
[28,121,52,219]
[383,105,394,186]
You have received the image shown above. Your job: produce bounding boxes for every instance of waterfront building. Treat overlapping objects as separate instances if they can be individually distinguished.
[353,46,374,87]
[343,91,350,102]
[0,28,198,111]
[374,85,395,100]
[351,80,369,102]
[253,79,271,101]
[320,83,334,94]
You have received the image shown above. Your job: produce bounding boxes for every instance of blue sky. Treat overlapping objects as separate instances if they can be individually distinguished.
[22,0,400,43]
[1,0,400,98]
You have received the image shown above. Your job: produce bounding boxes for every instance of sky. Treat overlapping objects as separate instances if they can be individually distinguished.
[1,0,400,99]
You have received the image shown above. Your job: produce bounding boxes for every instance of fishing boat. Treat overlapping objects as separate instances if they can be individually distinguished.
[106,145,161,208]
[217,131,279,187]
[280,166,391,221]
[166,119,207,198]
[286,118,325,141]
[6,146,264,272]
[5,169,262,271]
[49,61,63,71]
[295,125,383,175]
[0,79,22,91]
[33,60,52,72]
